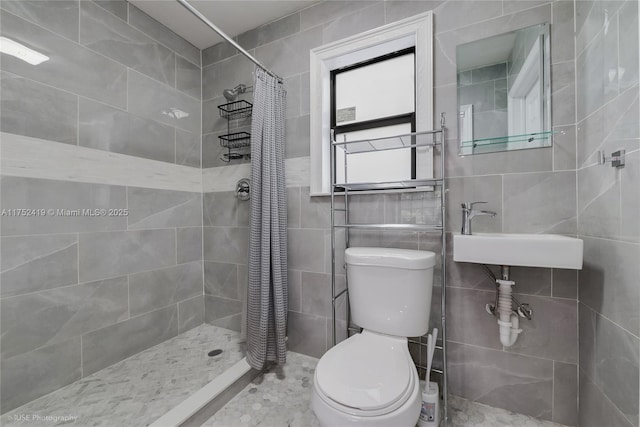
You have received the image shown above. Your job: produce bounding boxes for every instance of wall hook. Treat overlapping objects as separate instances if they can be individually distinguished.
[597,149,625,168]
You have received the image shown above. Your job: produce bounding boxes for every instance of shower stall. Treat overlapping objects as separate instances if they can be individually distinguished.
[0,0,293,422]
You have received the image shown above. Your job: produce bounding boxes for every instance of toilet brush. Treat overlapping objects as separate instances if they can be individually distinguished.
[418,328,439,427]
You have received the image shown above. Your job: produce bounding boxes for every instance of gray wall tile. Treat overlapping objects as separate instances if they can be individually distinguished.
[552,269,578,299]
[448,341,553,420]
[578,303,597,381]
[287,311,326,358]
[79,98,175,163]
[553,125,576,171]
[177,227,203,264]
[506,295,577,363]
[301,272,345,319]
[1,0,79,42]
[237,12,300,50]
[595,315,640,426]
[322,3,384,44]
[579,370,634,427]
[80,1,175,87]
[576,85,639,168]
[1,234,78,297]
[300,187,330,229]
[577,165,621,239]
[288,228,324,273]
[203,227,249,264]
[204,262,238,299]
[553,362,578,426]
[202,41,237,67]
[1,277,128,359]
[284,74,301,119]
[176,56,201,100]
[446,175,502,233]
[288,269,302,312]
[446,287,503,350]
[79,229,176,283]
[178,295,205,333]
[300,1,377,31]
[1,338,81,413]
[127,187,201,229]
[202,54,255,101]
[93,0,128,21]
[617,0,639,91]
[0,72,78,145]
[82,305,178,376]
[204,295,242,324]
[255,26,323,79]
[287,187,301,229]
[285,115,311,158]
[579,237,640,336]
[503,171,576,234]
[176,129,202,168]
[203,191,238,227]
[128,4,201,67]
[551,1,575,64]
[0,177,127,236]
[1,10,127,109]
[129,262,203,317]
[128,70,201,133]
[620,150,639,243]
[551,61,576,127]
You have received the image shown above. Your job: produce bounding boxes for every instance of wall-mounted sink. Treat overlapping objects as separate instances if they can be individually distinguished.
[453,233,583,269]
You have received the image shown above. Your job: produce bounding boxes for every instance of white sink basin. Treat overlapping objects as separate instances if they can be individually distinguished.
[453,233,583,269]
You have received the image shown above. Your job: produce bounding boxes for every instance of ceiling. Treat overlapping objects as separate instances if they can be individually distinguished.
[128,0,319,50]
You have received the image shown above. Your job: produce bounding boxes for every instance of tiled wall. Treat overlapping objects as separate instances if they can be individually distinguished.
[574,1,640,426]
[0,0,203,413]
[201,1,580,424]
[0,0,202,166]
[457,62,509,141]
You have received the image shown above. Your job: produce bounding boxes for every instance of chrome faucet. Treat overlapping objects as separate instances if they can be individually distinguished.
[461,202,496,235]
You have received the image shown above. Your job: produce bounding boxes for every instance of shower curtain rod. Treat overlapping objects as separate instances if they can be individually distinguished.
[175,0,284,83]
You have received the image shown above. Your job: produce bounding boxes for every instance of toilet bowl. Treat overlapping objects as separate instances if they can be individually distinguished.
[312,247,436,427]
[312,330,421,426]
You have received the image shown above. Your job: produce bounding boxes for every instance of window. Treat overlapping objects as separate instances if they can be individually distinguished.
[309,12,433,195]
[331,49,416,185]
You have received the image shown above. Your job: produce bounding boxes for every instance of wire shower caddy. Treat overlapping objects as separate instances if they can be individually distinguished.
[329,113,448,425]
[218,100,252,161]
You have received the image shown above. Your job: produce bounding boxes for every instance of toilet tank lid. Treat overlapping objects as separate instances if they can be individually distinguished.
[345,247,436,269]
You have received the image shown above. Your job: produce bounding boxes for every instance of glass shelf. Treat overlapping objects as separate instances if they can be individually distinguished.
[460,130,554,148]
[335,177,443,191]
[333,129,442,154]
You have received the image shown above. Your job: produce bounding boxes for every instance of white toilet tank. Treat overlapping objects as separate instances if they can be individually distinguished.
[345,247,436,337]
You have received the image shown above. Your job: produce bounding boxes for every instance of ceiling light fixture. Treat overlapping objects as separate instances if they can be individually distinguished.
[0,37,50,65]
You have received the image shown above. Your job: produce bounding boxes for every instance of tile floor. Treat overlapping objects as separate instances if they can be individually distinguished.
[1,324,244,427]
[2,331,570,427]
[205,351,569,427]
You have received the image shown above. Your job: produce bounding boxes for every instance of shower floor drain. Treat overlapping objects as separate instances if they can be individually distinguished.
[208,349,223,357]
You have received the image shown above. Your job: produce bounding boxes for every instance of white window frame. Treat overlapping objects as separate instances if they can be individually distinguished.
[309,12,434,196]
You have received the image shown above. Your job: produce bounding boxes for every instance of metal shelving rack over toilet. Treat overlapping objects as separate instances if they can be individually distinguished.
[329,113,448,424]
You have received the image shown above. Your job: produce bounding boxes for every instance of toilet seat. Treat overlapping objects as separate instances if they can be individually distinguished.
[314,331,416,417]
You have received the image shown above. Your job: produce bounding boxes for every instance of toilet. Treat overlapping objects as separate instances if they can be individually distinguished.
[312,247,436,427]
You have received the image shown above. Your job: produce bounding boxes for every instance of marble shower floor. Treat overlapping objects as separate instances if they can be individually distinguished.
[1,324,244,427]
[204,352,568,427]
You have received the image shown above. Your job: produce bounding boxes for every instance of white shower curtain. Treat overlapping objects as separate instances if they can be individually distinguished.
[246,67,288,370]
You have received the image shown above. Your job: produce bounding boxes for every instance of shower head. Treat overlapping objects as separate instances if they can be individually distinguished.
[223,84,249,102]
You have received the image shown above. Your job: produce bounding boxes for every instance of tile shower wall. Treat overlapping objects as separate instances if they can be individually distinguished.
[575,1,640,426]
[201,1,580,424]
[0,1,203,413]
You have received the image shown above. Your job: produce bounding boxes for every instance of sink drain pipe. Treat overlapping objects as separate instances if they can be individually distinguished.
[496,279,522,347]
